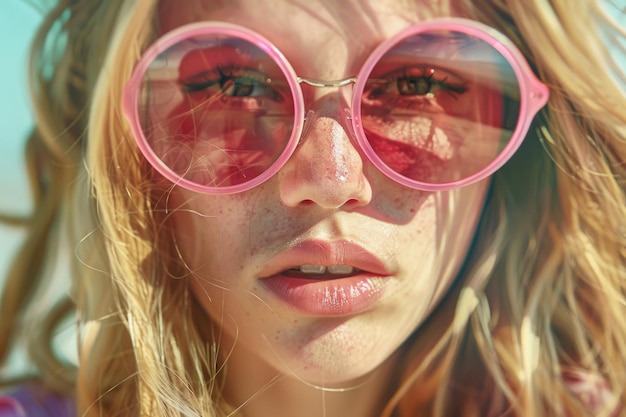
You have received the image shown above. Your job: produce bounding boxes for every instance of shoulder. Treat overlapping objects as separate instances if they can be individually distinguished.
[0,384,74,417]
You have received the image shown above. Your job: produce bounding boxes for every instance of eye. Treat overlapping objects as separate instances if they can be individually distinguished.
[180,66,284,102]
[367,66,468,100]
[397,76,433,96]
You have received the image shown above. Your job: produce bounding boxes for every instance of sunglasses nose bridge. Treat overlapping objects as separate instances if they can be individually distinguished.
[298,76,357,89]
[297,76,358,141]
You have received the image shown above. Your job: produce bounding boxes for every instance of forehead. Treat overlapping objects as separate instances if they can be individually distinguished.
[157,0,458,77]
[157,0,455,31]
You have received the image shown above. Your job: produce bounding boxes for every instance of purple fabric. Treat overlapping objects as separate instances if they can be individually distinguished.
[0,385,74,417]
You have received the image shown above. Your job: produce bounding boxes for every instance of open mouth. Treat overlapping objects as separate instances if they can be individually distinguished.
[282,265,362,279]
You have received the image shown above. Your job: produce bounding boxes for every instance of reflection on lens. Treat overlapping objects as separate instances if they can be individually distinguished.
[361,30,520,184]
[137,34,295,188]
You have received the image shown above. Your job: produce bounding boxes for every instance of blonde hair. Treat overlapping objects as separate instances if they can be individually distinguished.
[1,0,625,416]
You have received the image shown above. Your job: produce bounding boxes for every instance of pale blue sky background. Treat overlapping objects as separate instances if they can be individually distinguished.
[0,1,45,376]
[0,0,45,371]
[0,2,42,287]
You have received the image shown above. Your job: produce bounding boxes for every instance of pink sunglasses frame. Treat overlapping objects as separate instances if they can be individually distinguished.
[123,17,550,195]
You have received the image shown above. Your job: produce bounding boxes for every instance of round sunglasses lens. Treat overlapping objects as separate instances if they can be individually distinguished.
[136,33,296,189]
[360,30,521,185]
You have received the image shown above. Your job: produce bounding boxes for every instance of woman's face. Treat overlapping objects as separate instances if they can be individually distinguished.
[159,0,488,386]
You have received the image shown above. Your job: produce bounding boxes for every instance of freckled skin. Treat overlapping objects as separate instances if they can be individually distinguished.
[157,0,489,415]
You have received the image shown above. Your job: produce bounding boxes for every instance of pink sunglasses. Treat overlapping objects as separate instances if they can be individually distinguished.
[123,18,549,194]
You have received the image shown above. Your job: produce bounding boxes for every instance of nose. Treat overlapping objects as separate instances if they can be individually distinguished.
[278,92,373,209]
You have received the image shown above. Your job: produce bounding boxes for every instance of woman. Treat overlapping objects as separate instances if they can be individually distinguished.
[1,0,625,416]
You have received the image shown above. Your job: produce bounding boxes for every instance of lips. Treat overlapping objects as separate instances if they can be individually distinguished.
[259,240,393,316]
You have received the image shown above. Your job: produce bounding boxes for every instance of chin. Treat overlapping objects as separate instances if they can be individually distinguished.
[267,320,399,386]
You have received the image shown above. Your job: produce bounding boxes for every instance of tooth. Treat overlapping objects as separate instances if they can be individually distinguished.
[300,265,327,274]
[327,265,355,274]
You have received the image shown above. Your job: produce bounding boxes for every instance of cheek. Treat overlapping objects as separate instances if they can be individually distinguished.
[166,191,265,335]
[165,190,256,279]
[393,181,488,307]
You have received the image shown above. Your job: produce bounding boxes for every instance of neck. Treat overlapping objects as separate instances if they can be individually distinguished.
[220,342,401,417]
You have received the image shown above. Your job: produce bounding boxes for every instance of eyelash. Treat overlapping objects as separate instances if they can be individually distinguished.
[181,66,232,93]
[180,66,284,102]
